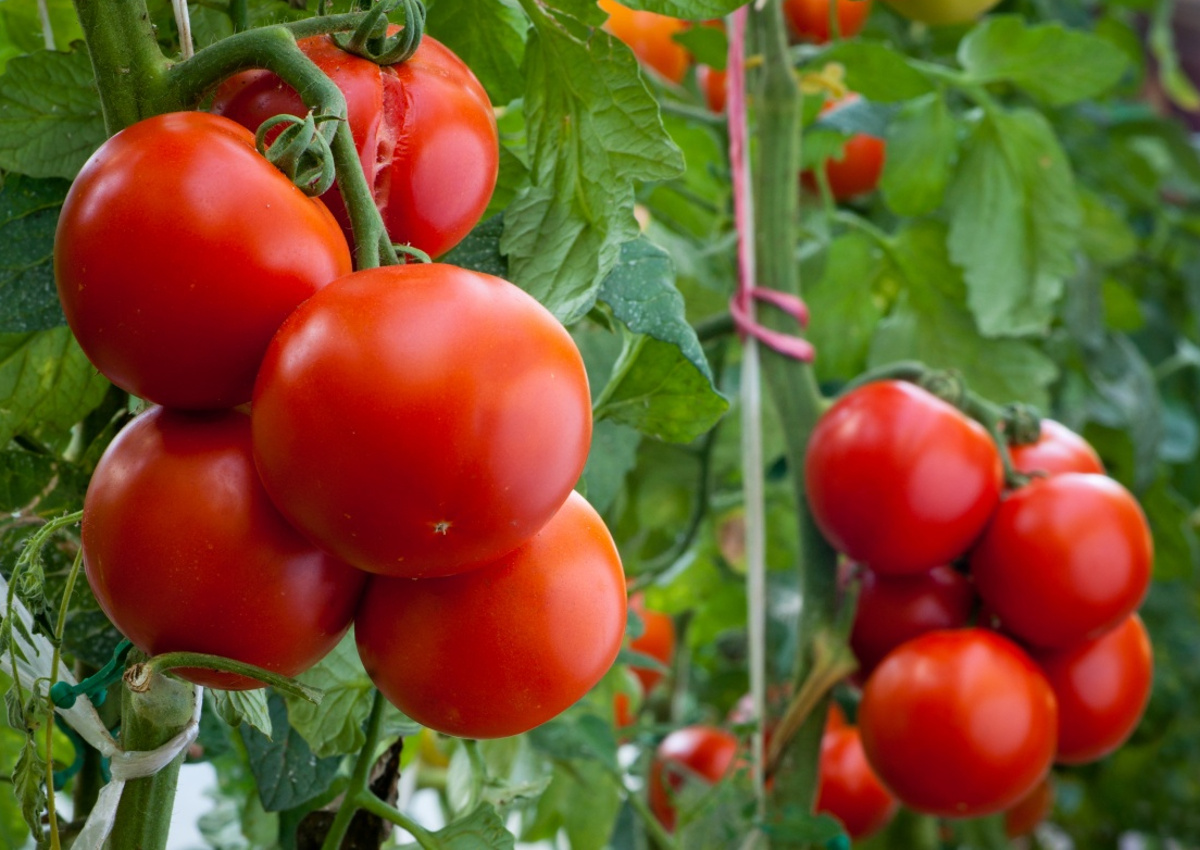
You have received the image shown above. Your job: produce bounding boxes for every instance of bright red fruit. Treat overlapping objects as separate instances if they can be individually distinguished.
[970,474,1153,648]
[849,565,975,677]
[803,96,886,200]
[817,725,897,839]
[1034,614,1153,765]
[355,492,626,739]
[858,629,1058,818]
[1010,419,1104,477]
[55,112,352,409]
[211,32,498,259]
[784,0,873,43]
[648,725,740,832]
[805,380,1003,575]
[629,593,677,693]
[251,263,592,578]
[82,408,366,690]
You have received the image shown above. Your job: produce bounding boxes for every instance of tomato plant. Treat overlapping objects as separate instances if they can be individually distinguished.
[783,0,872,43]
[54,111,352,410]
[816,722,897,839]
[82,407,366,690]
[970,473,1153,648]
[354,491,626,739]
[805,380,1003,574]
[802,95,887,200]
[599,0,690,83]
[211,31,498,260]
[858,629,1058,818]
[647,724,740,832]
[1009,419,1104,477]
[628,592,677,693]
[251,262,592,578]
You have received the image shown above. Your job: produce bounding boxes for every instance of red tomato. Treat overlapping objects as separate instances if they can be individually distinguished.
[784,0,872,43]
[1004,776,1054,838]
[816,725,897,839]
[803,96,886,200]
[251,263,592,578]
[599,0,690,84]
[970,474,1153,649]
[858,629,1057,818]
[55,112,352,410]
[629,593,677,693]
[805,380,1003,575]
[849,565,976,678]
[614,689,638,728]
[82,408,366,690]
[1009,419,1104,477]
[648,725,740,831]
[211,32,498,259]
[1033,614,1153,765]
[355,491,626,739]
[697,65,727,114]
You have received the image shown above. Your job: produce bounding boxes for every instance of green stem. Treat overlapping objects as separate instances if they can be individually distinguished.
[134,652,322,703]
[356,791,439,849]
[463,739,486,813]
[229,0,248,32]
[72,0,171,134]
[320,690,395,850]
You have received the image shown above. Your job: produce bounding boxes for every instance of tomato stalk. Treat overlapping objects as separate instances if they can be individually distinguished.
[129,652,323,704]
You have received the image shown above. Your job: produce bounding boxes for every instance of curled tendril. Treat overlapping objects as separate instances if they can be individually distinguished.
[1002,402,1043,446]
[916,369,967,409]
[254,112,340,197]
[393,242,433,264]
[334,0,426,66]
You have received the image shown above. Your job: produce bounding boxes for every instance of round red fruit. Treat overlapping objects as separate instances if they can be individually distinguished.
[1009,419,1104,477]
[629,593,677,693]
[817,724,898,839]
[648,725,740,832]
[784,0,873,43]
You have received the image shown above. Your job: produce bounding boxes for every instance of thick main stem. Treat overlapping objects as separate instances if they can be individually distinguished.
[73,0,171,134]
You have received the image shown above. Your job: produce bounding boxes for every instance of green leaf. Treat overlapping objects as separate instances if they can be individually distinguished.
[0,727,31,846]
[1077,188,1138,267]
[880,92,958,217]
[582,420,642,514]
[532,760,622,850]
[0,0,84,58]
[1147,2,1200,111]
[1141,479,1198,582]
[0,175,69,332]
[441,214,509,279]
[616,0,744,17]
[0,449,56,512]
[426,0,527,105]
[804,230,884,384]
[502,0,685,323]
[0,328,111,447]
[1081,333,1162,492]
[527,713,619,766]
[594,333,729,443]
[240,692,341,812]
[673,24,727,70]
[0,47,105,179]
[13,734,45,838]
[816,42,936,102]
[282,630,374,758]
[211,688,272,738]
[958,16,1132,106]
[868,222,1059,409]
[401,804,516,849]
[945,108,1081,338]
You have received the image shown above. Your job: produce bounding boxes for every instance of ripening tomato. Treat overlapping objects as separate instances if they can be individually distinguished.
[648,725,741,831]
[55,112,352,410]
[252,263,592,578]
[697,65,727,113]
[850,565,976,678]
[858,629,1058,818]
[599,0,690,84]
[817,724,897,839]
[211,31,498,259]
[1033,614,1153,765]
[784,0,872,43]
[1009,419,1104,477]
[1004,777,1054,839]
[803,96,886,200]
[881,0,1001,25]
[629,593,677,693]
[970,474,1153,649]
[805,380,1003,575]
[355,491,626,739]
[82,408,366,690]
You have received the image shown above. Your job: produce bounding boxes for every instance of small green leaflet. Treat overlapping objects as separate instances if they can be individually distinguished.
[815,42,935,103]
[210,688,272,738]
[504,0,684,323]
[399,804,515,850]
[804,230,883,384]
[880,93,958,218]
[581,420,641,513]
[426,0,527,105]
[0,176,69,333]
[0,48,106,179]
[959,16,1133,107]
[0,328,110,448]
[614,0,744,17]
[240,692,342,812]
[282,630,375,758]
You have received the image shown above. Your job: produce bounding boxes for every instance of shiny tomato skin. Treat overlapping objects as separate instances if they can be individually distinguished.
[55,112,352,410]
[1004,777,1054,838]
[970,474,1153,649]
[784,0,872,43]
[823,133,886,200]
[1010,419,1104,478]
[354,491,626,739]
[629,593,677,693]
[599,0,690,83]
[1033,614,1153,765]
[648,725,740,831]
[805,380,1003,575]
[816,725,897,839]
[850,564,976,678]
[211,33,498,259]
[251,263,592,578]
[697,65,727,114]
[858,629,1057,818]
[82,408,366,690]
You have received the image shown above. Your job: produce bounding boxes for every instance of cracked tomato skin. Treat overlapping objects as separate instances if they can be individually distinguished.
[970,473,1153,649]
[355,491,626,739]
[55,112,352,410]
[858,629,1058,818]
[211,31,498,259]
[251,263,592,578]
[82,408,366,690]
[804,380,1003,575]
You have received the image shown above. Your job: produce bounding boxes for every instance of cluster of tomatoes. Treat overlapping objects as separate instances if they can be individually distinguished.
[58,31,627,740]
[807,379,1154,831]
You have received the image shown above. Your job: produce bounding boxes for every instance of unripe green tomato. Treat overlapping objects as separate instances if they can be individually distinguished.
[882,0,1001,25]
